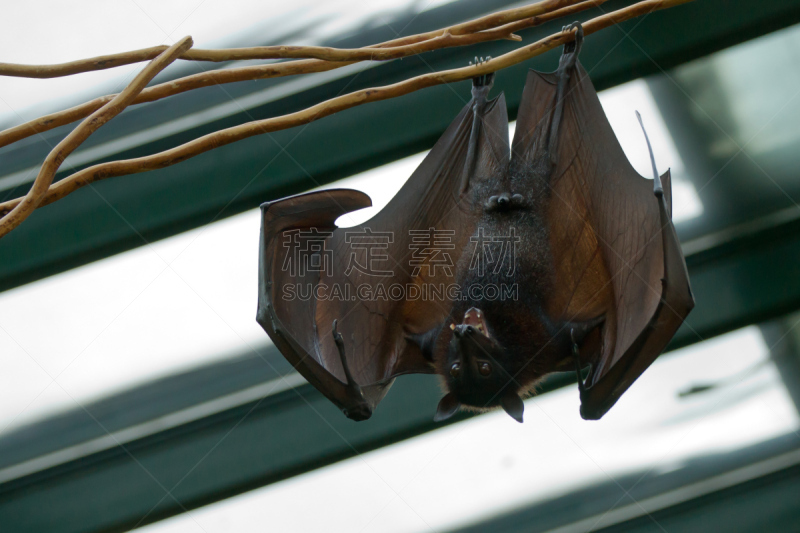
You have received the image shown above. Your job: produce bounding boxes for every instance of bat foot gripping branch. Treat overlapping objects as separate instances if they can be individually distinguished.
[332,319,372,421]
[548,21,584,166]
[561,21,584,59]
[469,55,494,88]
[461,57,496,194]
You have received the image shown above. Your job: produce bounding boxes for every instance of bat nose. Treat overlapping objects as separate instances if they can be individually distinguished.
[453,324,475,338]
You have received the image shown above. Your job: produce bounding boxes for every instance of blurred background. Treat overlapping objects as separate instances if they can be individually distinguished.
[1,0,800,531]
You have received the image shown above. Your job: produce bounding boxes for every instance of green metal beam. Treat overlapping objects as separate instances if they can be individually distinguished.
[454,435,800,533]
[674,208,800,348]
[0,375,449,533]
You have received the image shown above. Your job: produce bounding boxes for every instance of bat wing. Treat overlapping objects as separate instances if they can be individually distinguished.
[258,86,509,420]
[512,62,694,419]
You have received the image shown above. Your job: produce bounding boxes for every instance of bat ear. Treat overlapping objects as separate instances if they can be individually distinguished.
[501,392,524,423]
[434,392,461,422]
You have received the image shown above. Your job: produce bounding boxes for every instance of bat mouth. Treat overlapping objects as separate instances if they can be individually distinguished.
[451,307,491,339]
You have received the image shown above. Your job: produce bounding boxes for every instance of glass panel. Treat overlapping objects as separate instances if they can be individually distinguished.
[650,22,800,239]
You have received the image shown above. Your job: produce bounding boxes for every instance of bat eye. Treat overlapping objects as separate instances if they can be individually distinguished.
[450,362,461,378]
[479,362,492,376]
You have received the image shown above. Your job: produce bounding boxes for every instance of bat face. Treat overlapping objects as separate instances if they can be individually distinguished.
[445,307,512,408]
[434,307,524,422]
[437,305,557,423]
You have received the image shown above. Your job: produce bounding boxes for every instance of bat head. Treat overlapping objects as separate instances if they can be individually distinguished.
[435,307,525,423]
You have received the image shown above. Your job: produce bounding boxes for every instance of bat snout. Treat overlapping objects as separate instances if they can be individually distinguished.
[452,324,467,338]
[452,324,479,339]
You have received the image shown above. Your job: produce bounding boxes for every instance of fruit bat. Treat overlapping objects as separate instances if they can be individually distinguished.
[256,23,694,423]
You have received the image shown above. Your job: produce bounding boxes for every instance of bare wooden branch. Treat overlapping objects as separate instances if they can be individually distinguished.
[0,0,585,78]
[0,37,194,238]
[0,0,693,229]
[0,0,608,149]
[0,0,694,239]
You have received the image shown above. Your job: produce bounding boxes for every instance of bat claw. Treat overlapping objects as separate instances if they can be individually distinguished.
[562,21,584,58]
[332,319,371,420]
[342,403,372,421]
[567,315,603,396]
[332,320,356,385]
[571,328,589,394]
[332,318,342,343]
[470,55,496,88]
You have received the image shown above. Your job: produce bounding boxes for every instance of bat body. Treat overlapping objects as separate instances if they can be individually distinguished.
[257,24,694,423]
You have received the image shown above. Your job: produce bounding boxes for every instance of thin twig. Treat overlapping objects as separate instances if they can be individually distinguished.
[0,0,584,78]
[0,0,693,230]
[0,37,194,238]
[0,0,607,149]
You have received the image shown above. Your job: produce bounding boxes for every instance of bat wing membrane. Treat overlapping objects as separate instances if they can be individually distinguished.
[513,63,693,419]
[258,90,509,416]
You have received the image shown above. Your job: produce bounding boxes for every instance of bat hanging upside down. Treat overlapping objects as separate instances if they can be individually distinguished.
[256,23,694,423]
